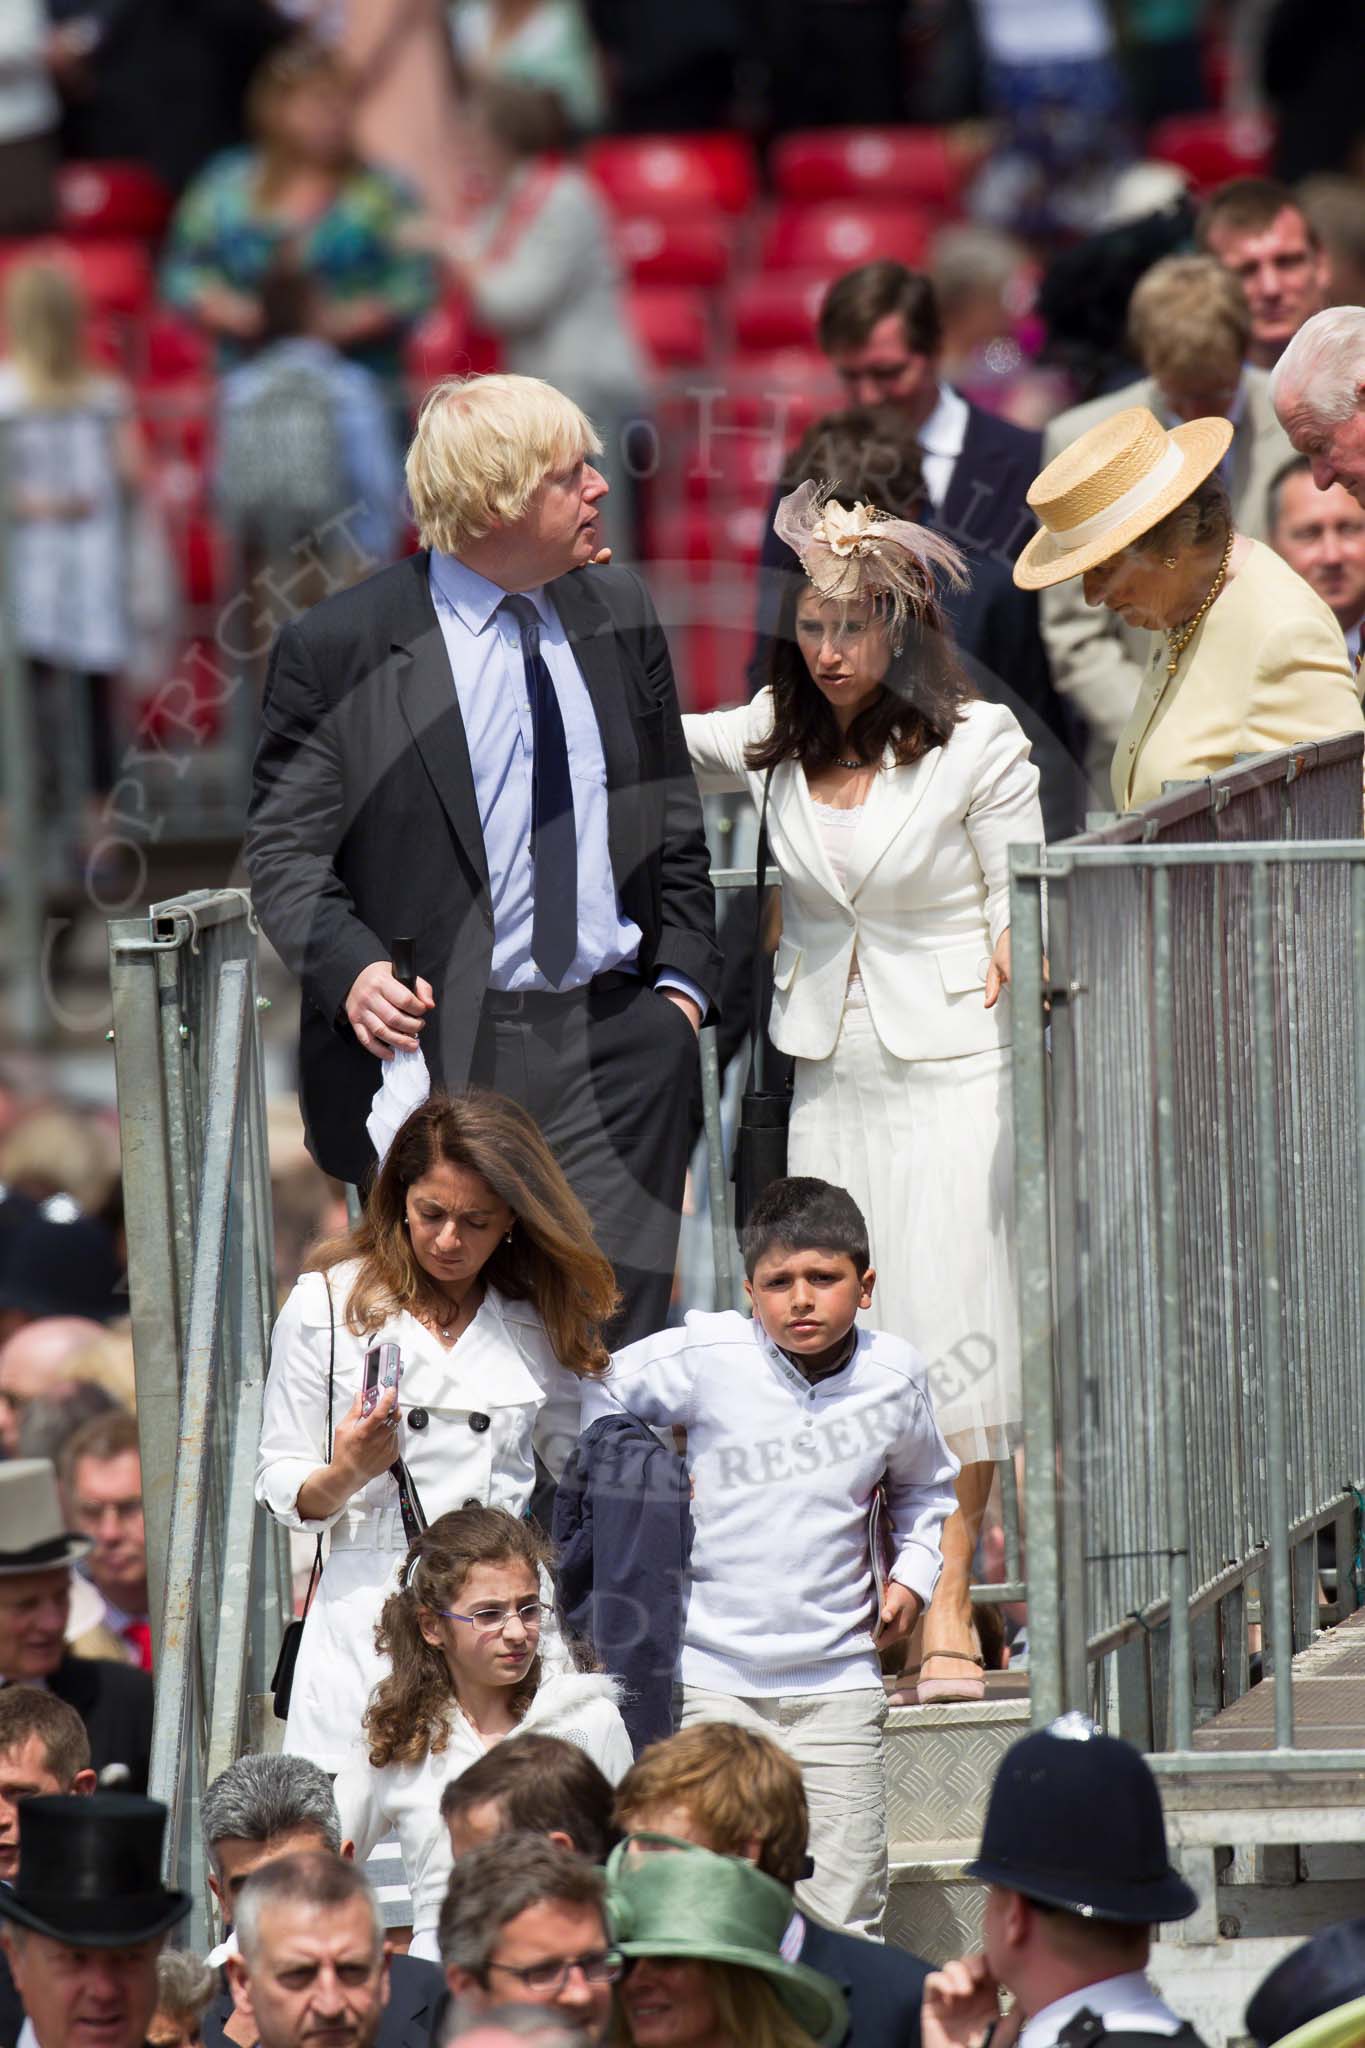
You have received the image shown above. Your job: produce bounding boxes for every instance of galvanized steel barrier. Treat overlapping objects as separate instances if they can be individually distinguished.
[1010,735,1365,1763]
[108,890,290,1944]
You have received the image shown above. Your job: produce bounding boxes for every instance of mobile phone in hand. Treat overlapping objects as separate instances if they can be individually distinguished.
[361,1342,402,1416]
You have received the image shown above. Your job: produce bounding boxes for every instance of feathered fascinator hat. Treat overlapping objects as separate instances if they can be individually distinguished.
[773,479,969,649]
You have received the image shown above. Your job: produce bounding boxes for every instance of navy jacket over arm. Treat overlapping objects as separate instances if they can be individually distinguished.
[553,1412,692,1754]
[799,1913,930,2048]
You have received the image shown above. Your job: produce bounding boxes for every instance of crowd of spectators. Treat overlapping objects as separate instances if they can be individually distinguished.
[1,9,1365,2048]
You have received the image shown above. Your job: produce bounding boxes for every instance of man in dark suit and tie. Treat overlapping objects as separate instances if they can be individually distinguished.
[245,373,721,1341]
[748,259,1044,697]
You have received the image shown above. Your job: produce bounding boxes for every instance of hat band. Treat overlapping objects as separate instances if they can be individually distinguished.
[0,1536,77,1569]
[1047,439,1186,550]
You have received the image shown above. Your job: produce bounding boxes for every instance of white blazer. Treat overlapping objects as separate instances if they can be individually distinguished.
[255,1262,584,1548]
[683,694,1044,1063]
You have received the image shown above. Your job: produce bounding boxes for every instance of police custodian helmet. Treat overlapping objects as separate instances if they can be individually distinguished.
[965,1713,1199,1925]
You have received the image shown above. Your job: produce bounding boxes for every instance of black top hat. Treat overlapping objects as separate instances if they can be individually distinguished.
[0,1206,125,1323]
[1246,1918,1365,2048]
[0,1795,192,1946]
[965,1715,1198,1925]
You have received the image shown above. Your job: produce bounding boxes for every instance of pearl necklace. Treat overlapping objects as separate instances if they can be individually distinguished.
[833,755,867,770]
[1164,533,1235,679]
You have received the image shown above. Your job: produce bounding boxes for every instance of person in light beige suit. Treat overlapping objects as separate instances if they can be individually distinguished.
[1015,406,1363,811]
[1040,256,1295,800]
[684,481,1044,1707]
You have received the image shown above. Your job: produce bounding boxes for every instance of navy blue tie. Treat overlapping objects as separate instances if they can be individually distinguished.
[501,594,578,985]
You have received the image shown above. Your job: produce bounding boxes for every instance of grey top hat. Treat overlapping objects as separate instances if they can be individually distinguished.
[0,1461,92,1577]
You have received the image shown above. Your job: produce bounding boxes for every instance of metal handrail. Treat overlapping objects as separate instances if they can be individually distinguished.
[1010,734,1365,1756]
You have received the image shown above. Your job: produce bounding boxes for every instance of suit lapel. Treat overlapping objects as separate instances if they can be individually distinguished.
[772,758,850,906]
[392,555,490,898]
[843,745,945,897]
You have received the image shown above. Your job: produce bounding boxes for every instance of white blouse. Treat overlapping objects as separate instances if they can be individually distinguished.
[811,798,868,1010]
[255,1261,585,1549]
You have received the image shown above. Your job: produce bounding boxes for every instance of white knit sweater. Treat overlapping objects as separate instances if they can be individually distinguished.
[582,1311,959,1696]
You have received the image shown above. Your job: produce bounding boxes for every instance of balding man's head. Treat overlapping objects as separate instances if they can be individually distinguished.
[0,1320,107,1457]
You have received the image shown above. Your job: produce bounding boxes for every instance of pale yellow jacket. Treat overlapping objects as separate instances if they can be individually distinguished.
[1111,539,1365,810]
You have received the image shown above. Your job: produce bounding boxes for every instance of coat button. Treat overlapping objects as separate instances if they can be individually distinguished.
[407,1408,429,1431]
[469,1412,491,1434]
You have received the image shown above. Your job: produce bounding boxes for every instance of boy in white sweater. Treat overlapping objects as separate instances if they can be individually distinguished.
[581,1176,959,1938]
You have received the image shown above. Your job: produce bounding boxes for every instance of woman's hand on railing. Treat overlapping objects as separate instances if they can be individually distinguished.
[294,1386,400,1521]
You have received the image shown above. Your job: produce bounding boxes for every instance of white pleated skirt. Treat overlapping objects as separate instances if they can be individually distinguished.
[787,1004,1021,1464]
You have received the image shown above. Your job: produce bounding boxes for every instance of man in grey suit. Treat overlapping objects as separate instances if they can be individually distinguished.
[1038,254,1295,801]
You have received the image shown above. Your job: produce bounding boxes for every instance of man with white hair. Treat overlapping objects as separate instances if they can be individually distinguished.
[1272,306,1365,513]
[245,372,720,1342]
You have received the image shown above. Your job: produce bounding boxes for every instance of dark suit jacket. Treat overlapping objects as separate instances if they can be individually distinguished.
[203,1954,444,2048]
[245,553,721,1186]
[941,556,1090,843]
[799,1914,929,2048]
[748,396,1043,694]
[49,1652,153,1795]
[0,1938,21,2048]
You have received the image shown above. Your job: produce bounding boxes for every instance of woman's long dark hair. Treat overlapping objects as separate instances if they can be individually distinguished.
[745,554,975,775]
[307,1089,618,1375]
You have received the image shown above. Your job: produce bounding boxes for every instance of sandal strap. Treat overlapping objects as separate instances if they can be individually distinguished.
[920,1650,985,1670]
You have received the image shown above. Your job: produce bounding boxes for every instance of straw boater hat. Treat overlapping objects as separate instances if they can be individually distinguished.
[1013,406,1234,591]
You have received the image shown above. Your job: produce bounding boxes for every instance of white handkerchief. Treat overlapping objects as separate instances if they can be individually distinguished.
[365,1047,432,1168]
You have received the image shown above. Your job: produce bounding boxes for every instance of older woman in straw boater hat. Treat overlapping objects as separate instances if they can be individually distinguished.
[1014,406,1364,811]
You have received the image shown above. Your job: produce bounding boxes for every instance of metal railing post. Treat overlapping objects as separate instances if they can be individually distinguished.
[1011,848,1062,1723]
[1151,865,1193,1749]
[0,425,45,1044]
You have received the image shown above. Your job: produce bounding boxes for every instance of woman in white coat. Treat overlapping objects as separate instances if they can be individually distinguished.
[683,483,1044,1703]
[334,1504,632,1958]
[256,1089,617,1769]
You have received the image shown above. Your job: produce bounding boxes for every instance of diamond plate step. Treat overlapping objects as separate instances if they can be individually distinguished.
[886,1696,1031,1847]
[886,1839,986,1963]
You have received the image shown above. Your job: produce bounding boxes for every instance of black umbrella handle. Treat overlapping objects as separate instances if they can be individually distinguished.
[392,935,417,995]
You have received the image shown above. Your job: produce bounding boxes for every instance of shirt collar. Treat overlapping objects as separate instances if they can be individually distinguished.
[429,552,552,636]
[919,381,970,456]
[1021,1971,1165,2048]
[753,1316,863,1392]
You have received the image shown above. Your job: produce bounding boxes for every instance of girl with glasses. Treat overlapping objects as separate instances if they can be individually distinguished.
[335,1505,632,1961]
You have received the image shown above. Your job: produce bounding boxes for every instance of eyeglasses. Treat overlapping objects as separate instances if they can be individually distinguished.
[485,1949,623,1995]
[438,1600,544,1636]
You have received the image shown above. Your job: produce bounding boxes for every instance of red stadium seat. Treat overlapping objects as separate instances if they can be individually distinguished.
[772,128,962,210]
[404,297,500,389]
[586,134,758,216]
[615,214,734,288]
[730,275,828,354]
[56,161,173,240]
[1147,112,1275,194]
[629,285,711,369]
[0,237,154,317]
[137,312,213,386]
[705,350,839,436]
[761,201,934,275]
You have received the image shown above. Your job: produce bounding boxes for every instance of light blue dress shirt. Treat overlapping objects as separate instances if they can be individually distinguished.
[429,551,705,1011]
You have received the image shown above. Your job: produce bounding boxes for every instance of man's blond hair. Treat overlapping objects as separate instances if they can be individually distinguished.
[1128,254,1251,394]
[405,374,602,556]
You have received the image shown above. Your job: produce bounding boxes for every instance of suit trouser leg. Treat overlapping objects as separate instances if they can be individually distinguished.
[471,979,698,1345]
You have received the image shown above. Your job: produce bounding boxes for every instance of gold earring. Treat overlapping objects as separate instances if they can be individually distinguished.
[504,1229,514,1244]
[1163,555,1177,569]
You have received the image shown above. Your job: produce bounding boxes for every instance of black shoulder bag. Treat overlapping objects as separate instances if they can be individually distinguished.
[732,768,793,1228]
[271,1281,334,1721]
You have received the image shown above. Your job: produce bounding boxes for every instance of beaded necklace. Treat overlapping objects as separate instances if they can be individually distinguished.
[1164,532,1235,679]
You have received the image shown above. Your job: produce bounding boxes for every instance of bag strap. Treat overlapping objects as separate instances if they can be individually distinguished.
[392,1456,428,1547]
[299,1281,336,1621]
[747,767,778,1095]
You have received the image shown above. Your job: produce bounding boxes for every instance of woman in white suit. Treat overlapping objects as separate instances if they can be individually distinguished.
[683,483,1044,1702]
[256,1089,617,1768]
